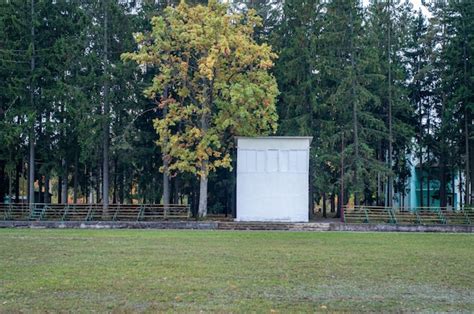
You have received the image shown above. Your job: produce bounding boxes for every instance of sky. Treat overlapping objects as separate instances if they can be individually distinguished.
[411,0,431,16]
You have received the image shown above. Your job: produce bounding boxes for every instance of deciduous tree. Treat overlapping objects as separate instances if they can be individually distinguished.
[123,1,279,217]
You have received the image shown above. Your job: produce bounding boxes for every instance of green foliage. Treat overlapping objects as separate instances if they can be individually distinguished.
[124,1,279,178]
[1,0,474,210]
[0,1,29,167]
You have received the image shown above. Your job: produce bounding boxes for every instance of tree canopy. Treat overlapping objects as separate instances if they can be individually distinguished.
[123,1,279,216]
[1,0,473,216]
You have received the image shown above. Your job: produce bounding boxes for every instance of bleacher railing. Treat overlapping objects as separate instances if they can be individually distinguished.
[2,203,472,225]
[0,203,191,222]
[343,205,474,225]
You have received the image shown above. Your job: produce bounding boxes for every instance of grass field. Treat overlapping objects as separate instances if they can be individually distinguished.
[0,229,473,312]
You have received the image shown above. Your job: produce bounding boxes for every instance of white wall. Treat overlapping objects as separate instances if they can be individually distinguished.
[236,137,312,222]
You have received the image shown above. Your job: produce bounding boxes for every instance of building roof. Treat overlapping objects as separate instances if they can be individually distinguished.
[235,136,313,142]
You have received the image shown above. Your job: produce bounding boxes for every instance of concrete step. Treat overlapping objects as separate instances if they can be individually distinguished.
[217,222,331,231]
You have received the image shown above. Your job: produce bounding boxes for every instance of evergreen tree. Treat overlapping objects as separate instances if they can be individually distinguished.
[272,0,325,216]
[406,10,432,208]
[319,0,387,207]
[367,0,414,207]
[428,1,474,207]
[0,1,30,203]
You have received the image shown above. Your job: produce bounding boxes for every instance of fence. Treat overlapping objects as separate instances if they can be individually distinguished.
[2,203,473,225]
[0,203,190,222]
[343,206,474,225]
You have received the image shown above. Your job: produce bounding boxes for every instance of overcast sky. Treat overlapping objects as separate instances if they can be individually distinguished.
[410,0,431,16]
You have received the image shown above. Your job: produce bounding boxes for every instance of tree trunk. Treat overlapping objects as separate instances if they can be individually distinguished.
[198,165,208,218]
[377,170,381,206]
[124,170,130,204]
[415,40,424,210]
[470,143,474,206]
[0,160,5,203]
[162,164,170,204]
[463,27,470,206]
[349,7,359,206]
[440,150,447,209]
[231,150,237,218]
[156,173,161,204]
[197,75,212,218]
[231,178,236,218]
[73,153,78,203]
[225,182,231,217]
[7,167,12,203]
[119,168,124,204]
[401,189,405,209]
[459,169,463,209]
[376,142,383,206]
[102,0,110,218]
[427,108,431,208]
[61,158,67,203]
[330,192,335,213]
[96,167,101,204]
[322,192,327,218]
[15,162,20,203]
[336,193,341,219]
[84,166,88,203]
[38,175,43,203]
[387,0,393,208]
[197,109,209,218]
[427,163,430,208]
[451,167,455,208]
[338,132,345,219]
[89,169,94,203]
[162,87,170,205]
[173,175,179,204]
[419,116,423,209]
[28,135,36,203]
[44,174,49,203]
[439,18,448,209]
[28,0,35,206]
[128,170,133,204]
[192,182,199,218]
[58,176,62,203]
[309,168,314,220]
[112,156,117,204]
[307,73,315,220]
[465,114,470,206]
[427,177,430,208]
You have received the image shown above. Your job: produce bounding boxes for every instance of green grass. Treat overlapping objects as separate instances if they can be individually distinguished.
[0,229,473,312]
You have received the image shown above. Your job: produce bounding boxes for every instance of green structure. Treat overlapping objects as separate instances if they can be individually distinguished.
[408,163,459,209]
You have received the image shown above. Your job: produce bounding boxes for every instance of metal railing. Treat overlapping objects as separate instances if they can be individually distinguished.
[2,203,472,225]
[343,206,474,225]
[0,203,191,222]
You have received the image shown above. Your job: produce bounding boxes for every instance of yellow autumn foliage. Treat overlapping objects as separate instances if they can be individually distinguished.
[122,0,279,178]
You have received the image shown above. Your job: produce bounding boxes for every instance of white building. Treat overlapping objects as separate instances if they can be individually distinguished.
[236,137,312,222]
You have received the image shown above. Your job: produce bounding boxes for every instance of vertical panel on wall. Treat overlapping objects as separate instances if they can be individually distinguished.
[247,150,257,172]
[296,150,307,173]
[256,150,265,172]
[267,149,278,172]
[238,149,248,173]
[279,150,289,172]
[289,150,298,172]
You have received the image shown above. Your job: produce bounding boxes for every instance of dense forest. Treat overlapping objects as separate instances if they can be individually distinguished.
[0,0,473,217]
